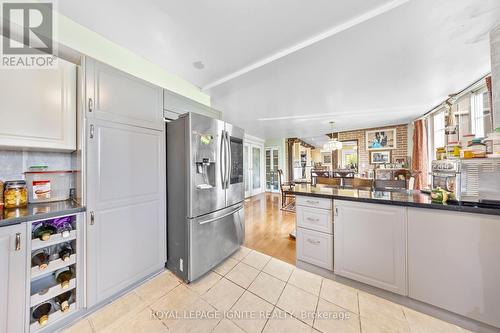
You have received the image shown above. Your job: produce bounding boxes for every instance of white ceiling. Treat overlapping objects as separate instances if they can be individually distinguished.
[58,0,500,139]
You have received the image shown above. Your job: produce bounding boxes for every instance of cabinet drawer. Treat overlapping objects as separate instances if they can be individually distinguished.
[296,206,333,234]
[296,196,332,210]
[296,227,333,270]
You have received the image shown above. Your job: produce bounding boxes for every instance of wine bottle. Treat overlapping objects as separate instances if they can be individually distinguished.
[55,291,72,313]
[32,302,52,326]
[58,243,73,262]
[54,267,73,289]
[32,223,57,241]
[51,217,73,238]
[31,249,50,270]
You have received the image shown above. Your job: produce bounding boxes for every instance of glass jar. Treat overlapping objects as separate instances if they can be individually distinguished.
[468,141,487,158]
[446,142,461,159]
[3,180,28,209]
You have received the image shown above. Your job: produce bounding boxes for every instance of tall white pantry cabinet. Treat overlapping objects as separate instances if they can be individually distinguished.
[83,58,166,307]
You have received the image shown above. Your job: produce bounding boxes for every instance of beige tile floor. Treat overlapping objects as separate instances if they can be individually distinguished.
[62,247,474,333]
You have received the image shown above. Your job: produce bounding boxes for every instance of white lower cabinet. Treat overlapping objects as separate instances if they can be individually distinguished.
[408,208,500,328]
[334,200,407,295]
[295,195,334,270]
[296,227,333,270]
[0,224,27,333]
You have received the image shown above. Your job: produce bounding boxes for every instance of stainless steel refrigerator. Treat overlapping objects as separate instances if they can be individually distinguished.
[167,112,245,282]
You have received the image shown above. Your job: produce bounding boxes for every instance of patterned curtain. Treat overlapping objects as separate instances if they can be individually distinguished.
[411,119,428,190]
[486,76,493,126]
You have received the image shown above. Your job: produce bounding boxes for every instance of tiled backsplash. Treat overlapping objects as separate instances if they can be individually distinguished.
[0,150,74,181]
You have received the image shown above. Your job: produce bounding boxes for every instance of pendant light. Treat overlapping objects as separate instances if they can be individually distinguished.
[323,121,343,151]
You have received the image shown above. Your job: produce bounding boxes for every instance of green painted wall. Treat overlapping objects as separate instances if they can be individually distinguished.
[56,14,210,106]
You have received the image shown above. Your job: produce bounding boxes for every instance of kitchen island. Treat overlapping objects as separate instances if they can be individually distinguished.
[285,183,500,216]
[286,184,500,330]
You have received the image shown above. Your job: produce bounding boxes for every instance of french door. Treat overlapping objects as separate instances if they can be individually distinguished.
[265,147,280,192]
[244,142,264,198]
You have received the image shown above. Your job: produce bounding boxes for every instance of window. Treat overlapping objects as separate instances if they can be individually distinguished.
[470,88,491,138]
[433,110,445,150]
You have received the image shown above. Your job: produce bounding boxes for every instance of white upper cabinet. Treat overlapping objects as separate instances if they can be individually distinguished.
[85,59,163,130]
[163,89,221,120]
[0,59,76,151]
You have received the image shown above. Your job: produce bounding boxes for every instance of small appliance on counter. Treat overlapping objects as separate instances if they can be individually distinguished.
[431,160,461,199]
[432,158,500,203]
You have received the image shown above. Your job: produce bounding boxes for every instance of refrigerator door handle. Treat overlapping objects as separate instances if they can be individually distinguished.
[198,205,243,225]
[220,130,226,189]
[225,131,231,189]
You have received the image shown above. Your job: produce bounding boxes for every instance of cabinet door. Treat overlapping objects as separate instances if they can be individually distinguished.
[296,227,333,270]
[334,200,407,295]
[0,224,27,333]
[408,208,500,328]
[164,89,220,119]
[0,59,76,151]
[86,120,166,306]
[85,58,163,130]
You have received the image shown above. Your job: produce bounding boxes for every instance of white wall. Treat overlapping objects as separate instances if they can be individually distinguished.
[491,24,500,129]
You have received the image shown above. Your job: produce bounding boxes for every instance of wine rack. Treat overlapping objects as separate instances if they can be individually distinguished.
[26,213,83,333]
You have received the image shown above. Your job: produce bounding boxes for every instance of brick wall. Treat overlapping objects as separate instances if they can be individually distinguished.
[338,124,409,175]
[491,24,500,129]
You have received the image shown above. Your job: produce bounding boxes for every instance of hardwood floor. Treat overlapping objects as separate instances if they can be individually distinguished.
[243,192,296,264]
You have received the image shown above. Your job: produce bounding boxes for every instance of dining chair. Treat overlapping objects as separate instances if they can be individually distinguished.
[316,176,341,186]
[351,178,374,189]
[277,169,294,208]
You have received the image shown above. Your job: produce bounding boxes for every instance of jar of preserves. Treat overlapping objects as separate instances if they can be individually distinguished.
[0,180,4,206]
[3,180,28,209]
[436,147,446,160]
[446,142,461,159]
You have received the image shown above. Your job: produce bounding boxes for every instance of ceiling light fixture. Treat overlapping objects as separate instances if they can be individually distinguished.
[323,121,343,151]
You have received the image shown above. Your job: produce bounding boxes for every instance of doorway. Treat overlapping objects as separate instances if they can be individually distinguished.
[244,141,264,198]
[265,147,280,192]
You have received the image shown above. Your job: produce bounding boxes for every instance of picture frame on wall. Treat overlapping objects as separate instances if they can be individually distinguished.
[370,150,391,164]
[366,128,397,150]
[322,153,332,164]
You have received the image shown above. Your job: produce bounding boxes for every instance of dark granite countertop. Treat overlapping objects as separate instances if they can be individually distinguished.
[285,184,500,216]
[0,200,86,227]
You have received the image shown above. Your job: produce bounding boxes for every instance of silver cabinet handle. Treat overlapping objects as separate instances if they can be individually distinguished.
[88,98,93,112]
[90,124,95,139]
[15,233,21,251]
[334,207,339,216]
[307,238,320,245]
[306,200,319,205]
[306,217,320,222]
[90,211,95,225]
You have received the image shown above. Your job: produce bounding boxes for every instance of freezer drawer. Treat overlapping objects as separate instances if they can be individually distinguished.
[188,204,244,281]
